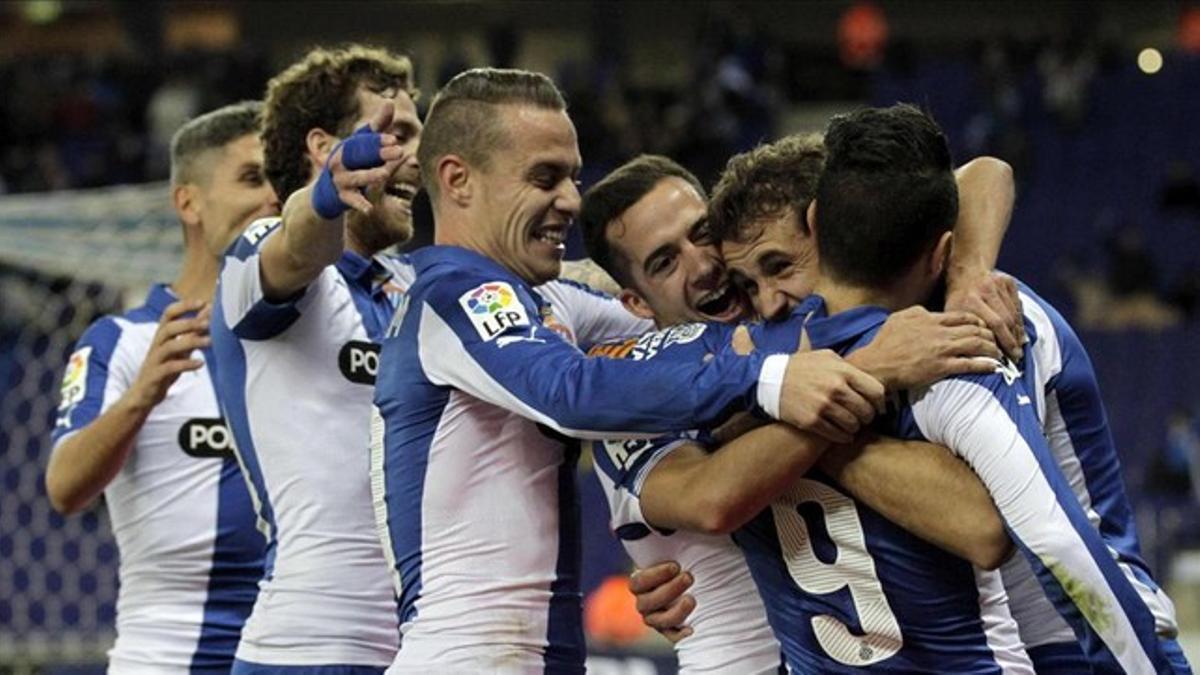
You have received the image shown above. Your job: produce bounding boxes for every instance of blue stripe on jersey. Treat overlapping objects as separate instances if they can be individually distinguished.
[1023,286,1149,573]
[545,276,613,300]
[53,317,122,441]
[375,303,443,625]
[546,444,585,672]
[335,252,394,341]
[230,287,304,341]
[211,298,279,580]
[192,346,264,670]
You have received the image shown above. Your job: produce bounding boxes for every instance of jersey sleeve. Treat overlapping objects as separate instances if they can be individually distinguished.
[591,435,689,539]
[51,317,129,446]
[536,279,653,350]
[218,217,310,341]
[909,369,1173,674]
[413,272,774,439]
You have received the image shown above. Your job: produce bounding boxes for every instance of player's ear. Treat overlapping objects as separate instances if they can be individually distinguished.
[173,183,202,229]
[929,230,954,279]
[306,127,337,167]
[437,154,472,208]
[618,288,657,322]
[805,200,818,237]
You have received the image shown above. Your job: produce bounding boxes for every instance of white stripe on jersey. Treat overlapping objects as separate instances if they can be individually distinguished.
[592,465,783,675]
[911,378,1157,674]
[972,567,1035,674]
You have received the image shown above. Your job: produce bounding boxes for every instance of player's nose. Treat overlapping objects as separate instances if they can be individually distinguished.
[757,287,790,322]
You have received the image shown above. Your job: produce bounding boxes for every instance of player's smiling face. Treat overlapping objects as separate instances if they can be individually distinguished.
[721,206,819,322]
[475,104,582,286]
[610,177,748,328]
[196,133,279,256]
[344,85,422,252]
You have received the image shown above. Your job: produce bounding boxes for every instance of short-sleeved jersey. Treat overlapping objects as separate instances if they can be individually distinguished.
[210,217,411,667]
[53,284,264,673]
[998,283,1187,671]
[371,245,779,674]
[591,432,784,674]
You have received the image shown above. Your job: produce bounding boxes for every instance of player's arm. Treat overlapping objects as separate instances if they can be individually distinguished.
[820,435,1012,570]
[257,103,405,301]
[46,300,208,514]
[418,278,883,442]
[638,424,829,534]
[914,373,1173,673]
[947,157,1025,359]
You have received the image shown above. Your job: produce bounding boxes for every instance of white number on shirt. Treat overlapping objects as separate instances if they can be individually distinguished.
[771,478,902,666]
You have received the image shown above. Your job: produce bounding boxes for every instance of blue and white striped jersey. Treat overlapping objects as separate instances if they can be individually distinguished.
[53,284,263,673]
[743,293,1182,673]
[210,217,409,667]
[999,283,1190,673]
[371,245,780,674]
[591,428,784,675]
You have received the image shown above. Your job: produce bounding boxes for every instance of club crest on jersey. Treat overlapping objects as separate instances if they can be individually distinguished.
[459,281,530,341]
[58,346,91,413]
[179,418,235,459]
[339,340,380,384]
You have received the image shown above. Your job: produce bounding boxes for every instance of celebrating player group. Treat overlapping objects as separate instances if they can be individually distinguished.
[47,42,1193,675]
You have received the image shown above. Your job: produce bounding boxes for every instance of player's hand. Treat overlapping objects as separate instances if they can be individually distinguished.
[629,561,695,643]
[312,101,407,218]
[848,306,1002,391]
[945,269,1024,362]
[126,300,209,410]
[778,350,884,444]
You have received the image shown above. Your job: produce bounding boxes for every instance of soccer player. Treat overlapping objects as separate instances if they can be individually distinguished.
[608,106,1191,672]
[578,151,1019,672]
[709,127,1190,673]
[47,101,278,673]
[372,68,889,673]
[208,45,422,674]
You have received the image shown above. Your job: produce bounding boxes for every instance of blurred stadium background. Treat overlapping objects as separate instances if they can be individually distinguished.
[0,0,1198,672]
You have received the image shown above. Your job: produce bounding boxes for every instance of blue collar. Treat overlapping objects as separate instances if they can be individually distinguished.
[143,283,178,320]
[335,249,391,288]
[799,294,891,351]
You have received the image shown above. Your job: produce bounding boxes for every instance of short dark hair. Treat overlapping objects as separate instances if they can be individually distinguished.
[580,155,706,287]
[170,101,263,185]
[710,133,826,245]
[419,68,566,198]
[816,104,958,288]
[262,44,417,203]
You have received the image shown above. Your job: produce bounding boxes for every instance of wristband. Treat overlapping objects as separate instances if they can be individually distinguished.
[310,125,385,220]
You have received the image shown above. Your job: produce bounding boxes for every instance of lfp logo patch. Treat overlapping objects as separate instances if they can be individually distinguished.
[459,281,530,341]
[56,346,91,426]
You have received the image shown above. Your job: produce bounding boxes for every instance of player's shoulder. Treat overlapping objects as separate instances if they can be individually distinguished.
[539,277,614,302]
[224,216,283,261]
[409,246,532,306]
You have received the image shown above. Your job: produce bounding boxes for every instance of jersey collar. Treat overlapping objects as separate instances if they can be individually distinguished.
[336,249,391,289]
[801,295,890,351]
[143,283,178,320]
[412,245,525,285]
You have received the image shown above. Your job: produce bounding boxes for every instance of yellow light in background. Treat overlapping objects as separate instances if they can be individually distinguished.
[21,0,62,24]
[1138,48,1164,75]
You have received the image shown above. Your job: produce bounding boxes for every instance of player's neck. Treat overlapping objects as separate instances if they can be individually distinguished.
[171,244,219,304]
[813,274,928,316]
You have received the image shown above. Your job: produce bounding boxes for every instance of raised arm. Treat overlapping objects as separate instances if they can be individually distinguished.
[946,157,1024,359]
[46,301,208,514]
[257,103,405,300]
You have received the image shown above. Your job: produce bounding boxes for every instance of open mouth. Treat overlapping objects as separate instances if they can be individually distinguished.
[696,283,739,319]
[532,224,568,251]
[384,182,418,202]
